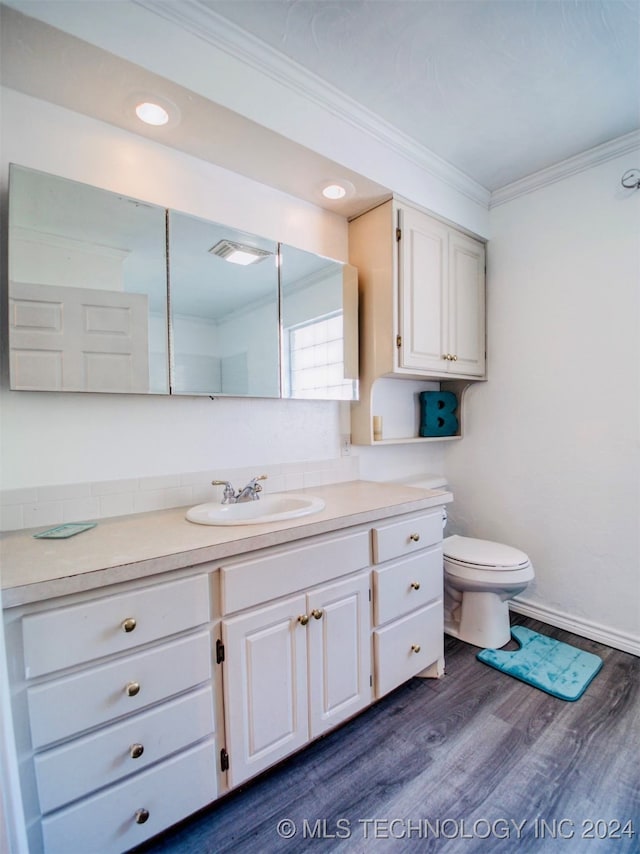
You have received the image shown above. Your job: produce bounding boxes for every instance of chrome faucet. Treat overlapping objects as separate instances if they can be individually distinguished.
[211,474,267,503]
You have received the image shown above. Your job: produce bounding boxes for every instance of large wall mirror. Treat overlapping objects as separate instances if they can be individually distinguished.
[168,211,280,397]
[8,165,169,393]
[7,165,358,401]
[280,245,358,400]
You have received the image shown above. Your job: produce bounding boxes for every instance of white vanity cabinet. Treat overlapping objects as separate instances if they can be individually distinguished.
[371,508,445,697]
[348,197,486,444]
[2,485,449,852]
[219,530,372,787]
[4,572,221,854]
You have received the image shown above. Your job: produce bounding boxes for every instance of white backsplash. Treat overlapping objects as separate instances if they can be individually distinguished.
[0,457,359,533]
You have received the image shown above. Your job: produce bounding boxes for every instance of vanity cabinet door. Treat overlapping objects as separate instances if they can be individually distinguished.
[222,595,309,787]
[307,571,371,738]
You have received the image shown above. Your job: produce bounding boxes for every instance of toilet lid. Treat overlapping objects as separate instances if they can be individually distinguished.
[444,535,530,570]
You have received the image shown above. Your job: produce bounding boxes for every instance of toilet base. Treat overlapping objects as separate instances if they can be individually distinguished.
[445,591,512,649]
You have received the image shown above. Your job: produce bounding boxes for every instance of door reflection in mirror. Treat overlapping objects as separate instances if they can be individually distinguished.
[8,165,169,393]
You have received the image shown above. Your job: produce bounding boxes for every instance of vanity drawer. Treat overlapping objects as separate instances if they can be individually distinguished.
[221,528,370,614]
[27,630,212,748]
[34,685,215,813]
[373,546,443,626]
[41,738,217,854]
[372,510,443,565]
[22,574,210,678]
[373,602,443,698]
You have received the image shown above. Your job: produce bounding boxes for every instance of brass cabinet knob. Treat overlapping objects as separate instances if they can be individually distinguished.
[409,533,420,542]
[443,353,450,360]
[135,808,150,825]
[452,354,458,361]
[130,743,144,759]
[121,617,137,633]
[411,644,421,654]
[298,614,309,626]
[311,609,324,620]
[126,681,141,697]
[410,581,421,590]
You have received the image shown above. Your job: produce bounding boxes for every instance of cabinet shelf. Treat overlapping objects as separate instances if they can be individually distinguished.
[351,376,475,446]
[370,435,461,445]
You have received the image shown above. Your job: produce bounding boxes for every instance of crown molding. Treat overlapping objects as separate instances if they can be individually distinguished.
[490,129,640,208]
[134,0,490,209]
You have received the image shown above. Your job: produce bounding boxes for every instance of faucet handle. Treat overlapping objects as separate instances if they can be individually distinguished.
[211,480,236,503]
[248,474,267,494]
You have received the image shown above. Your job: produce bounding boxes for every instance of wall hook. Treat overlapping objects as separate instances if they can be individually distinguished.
[621,169,640,189]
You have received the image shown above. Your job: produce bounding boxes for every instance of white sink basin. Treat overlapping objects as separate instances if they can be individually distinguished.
[185,493,325,526]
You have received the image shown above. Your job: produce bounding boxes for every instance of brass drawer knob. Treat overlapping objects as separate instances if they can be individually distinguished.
[411,644,421,654]
[130,743,144,759]
[135,808,150,825]
[126,681,141,697]
[311,609,323,620]
[121,617,137,633]
[409,533,420,542]
[298,614,309,626]
[410,581,421,590]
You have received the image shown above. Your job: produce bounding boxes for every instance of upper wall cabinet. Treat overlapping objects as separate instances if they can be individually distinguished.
[348,198,485,444]
[349,198,485,383]
[8,165,169,394]
[280,244,358,400]
[168,211,280,397]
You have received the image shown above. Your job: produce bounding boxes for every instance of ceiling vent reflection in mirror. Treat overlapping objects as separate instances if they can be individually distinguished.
[209,239,274,266]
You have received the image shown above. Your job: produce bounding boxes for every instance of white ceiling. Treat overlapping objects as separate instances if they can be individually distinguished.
[201,0,640,190]
[1,0,639,212]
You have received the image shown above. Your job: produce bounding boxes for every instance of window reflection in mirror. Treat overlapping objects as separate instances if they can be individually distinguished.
[8,165,169,394]
[168,211,280,397]
[280,245,358,400]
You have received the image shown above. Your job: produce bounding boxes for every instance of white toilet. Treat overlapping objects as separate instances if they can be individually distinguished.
[394,475,535,650]
[443,534,534,648]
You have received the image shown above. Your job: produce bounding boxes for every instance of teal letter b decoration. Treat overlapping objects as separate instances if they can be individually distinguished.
[419,391,459,437]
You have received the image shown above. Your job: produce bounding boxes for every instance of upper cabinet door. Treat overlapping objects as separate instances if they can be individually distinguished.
[280,244,359,400]
[448,229,486,378]
[168,211,280,398]
[397,205,449,374]
[8,165,169,394]
[397,203,486,378]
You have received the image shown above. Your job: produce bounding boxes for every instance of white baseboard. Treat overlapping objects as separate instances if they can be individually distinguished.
[509,598,639,658]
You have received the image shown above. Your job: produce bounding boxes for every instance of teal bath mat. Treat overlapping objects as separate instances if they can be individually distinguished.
[476,626,603,701]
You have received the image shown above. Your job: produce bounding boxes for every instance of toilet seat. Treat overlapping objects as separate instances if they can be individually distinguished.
[444,535,530,571]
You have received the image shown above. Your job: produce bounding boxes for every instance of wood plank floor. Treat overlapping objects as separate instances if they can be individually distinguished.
[135,616,639,853]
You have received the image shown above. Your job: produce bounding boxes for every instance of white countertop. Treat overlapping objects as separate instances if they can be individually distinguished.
[0,480,451,607]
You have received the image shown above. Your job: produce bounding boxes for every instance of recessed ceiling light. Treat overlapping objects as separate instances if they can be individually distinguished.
[126,93,180,128]
[135,101,170,126]
[322,183,347,200]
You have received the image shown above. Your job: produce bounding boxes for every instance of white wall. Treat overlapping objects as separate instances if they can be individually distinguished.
[1,88,443,492]
[0,89,345,488]
[8,0,490,238]
[444,152,640,654]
